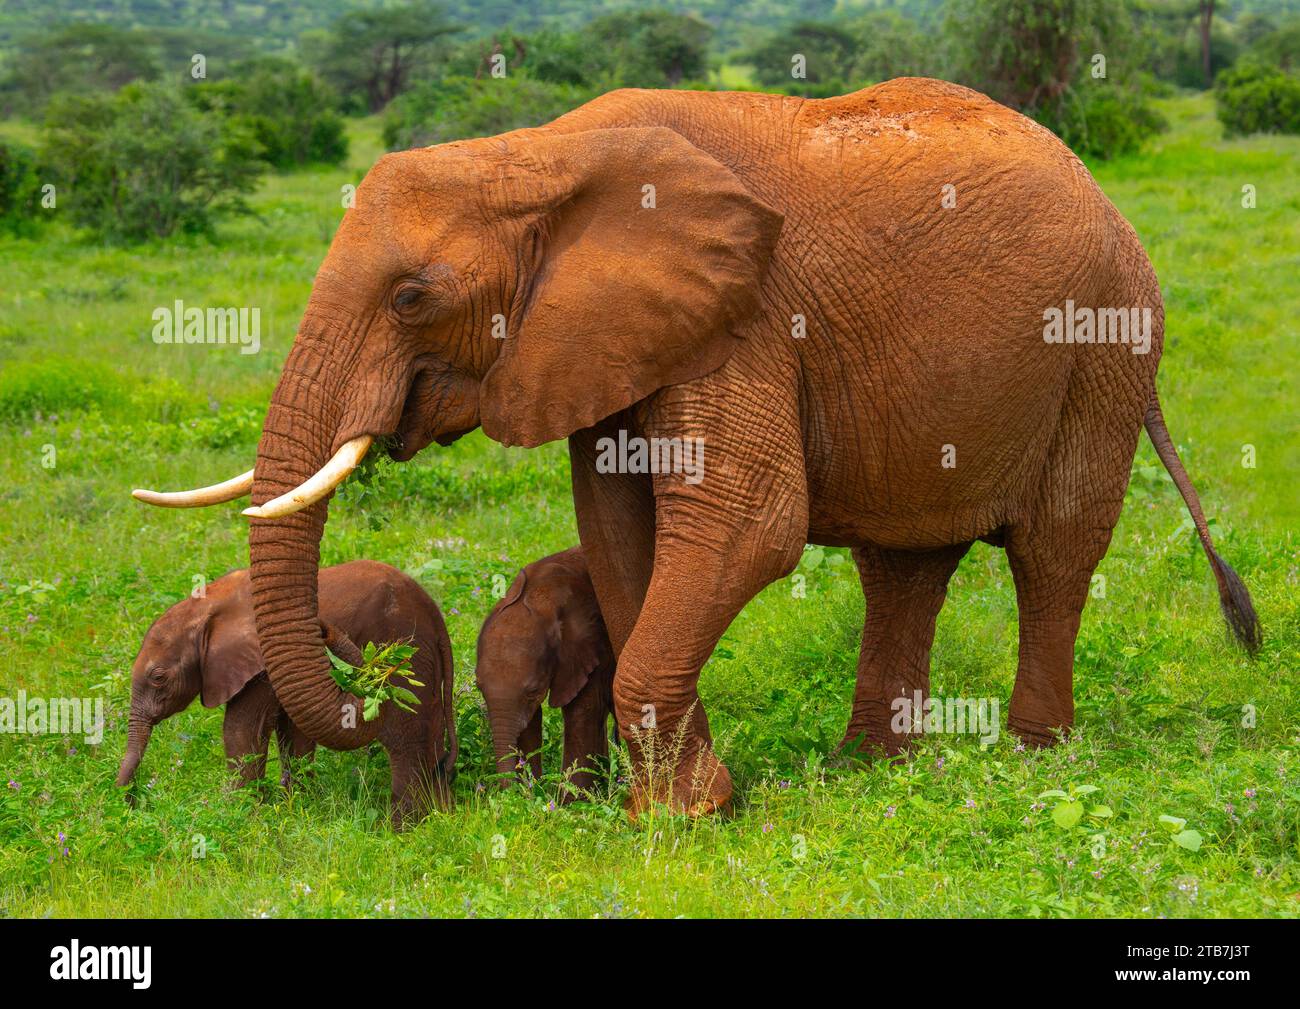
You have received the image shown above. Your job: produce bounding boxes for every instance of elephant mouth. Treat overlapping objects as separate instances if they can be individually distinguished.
[389,360,481,461]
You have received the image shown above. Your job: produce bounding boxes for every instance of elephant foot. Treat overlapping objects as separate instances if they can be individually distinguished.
[1007,717,1070,749]
[836,718,913,762]
[624,734,732,820]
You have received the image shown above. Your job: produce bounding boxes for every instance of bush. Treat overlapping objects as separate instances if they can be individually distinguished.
[0,358,127,421]
[1215,61,1300,137]
[0,139,48,235]
[383,75,592,150]
[1041,84,1169,160]
[190,57,348,170]
[41,81,266,242]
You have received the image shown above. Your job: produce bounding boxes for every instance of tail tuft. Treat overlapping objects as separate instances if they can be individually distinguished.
[1209,551,1262,655]
[1145,395,1261,657]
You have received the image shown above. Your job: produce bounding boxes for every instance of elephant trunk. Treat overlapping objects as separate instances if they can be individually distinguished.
[248,333,383,752]
[489,709,526,783]
[116,711,153,788]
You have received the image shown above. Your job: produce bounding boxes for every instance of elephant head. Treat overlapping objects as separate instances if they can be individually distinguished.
[116,574,264,788]
[476,548,614,783]
[134,122,782,750]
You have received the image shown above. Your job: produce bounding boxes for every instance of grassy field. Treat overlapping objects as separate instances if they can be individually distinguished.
[0,94,1296,918]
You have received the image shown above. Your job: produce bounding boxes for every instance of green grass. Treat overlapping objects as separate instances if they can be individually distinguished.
[1,97,1297,917]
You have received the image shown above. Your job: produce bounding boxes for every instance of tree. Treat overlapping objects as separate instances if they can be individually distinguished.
[747,21,859,92]
[0,24,159,116]
[42,82,265,242]
[945,0,1166,160]
[1198,1,1215,88]
[584,11,713,88]
[946,0,1113,111]
[847,11,934,83]
[191,57,348,169]
[312,2,462,113]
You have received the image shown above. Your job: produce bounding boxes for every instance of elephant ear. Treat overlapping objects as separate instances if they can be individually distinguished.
[479,126,783,448]
[199,604,264,709]
[548,580,613,710]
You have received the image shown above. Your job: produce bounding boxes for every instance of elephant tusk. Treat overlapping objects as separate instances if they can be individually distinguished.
[132,469,254,508]
[242,435,373,520]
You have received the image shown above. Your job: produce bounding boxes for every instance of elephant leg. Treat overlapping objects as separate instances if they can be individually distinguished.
[387,744,434,830]
[222,676,279,787]
[570,416,656,653]
[840,542,971,757]
[1004,378,1142,746]
[275,712,316,790]
[560,677,610,800]
[613,373,807,816]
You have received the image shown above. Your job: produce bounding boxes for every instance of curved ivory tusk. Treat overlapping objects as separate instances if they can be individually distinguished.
[132,469,254,508]
[242,435,373,520]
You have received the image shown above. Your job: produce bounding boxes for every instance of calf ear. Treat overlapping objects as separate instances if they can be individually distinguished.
[548,597,613,710]
[479,126,783,448]
[199,607,264,709]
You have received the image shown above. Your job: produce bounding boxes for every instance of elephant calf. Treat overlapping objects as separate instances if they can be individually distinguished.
[117,560,457,827]
[476,547,616,798]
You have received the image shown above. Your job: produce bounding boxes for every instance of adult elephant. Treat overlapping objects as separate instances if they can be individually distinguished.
[136,78,1259,816]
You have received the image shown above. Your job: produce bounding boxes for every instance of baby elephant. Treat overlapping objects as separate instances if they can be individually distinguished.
[117,560,457,826]
[476,547,616,797]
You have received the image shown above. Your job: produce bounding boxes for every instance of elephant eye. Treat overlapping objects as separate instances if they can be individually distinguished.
[147,668,167,687]
[392,285,425,310]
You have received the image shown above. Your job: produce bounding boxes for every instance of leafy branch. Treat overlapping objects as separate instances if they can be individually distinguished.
[325,639,423,722]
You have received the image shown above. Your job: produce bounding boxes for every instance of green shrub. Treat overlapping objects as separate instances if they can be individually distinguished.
[0,359,127,421]
[1041,85,1169,161]
[41,81,266,242]
[190,57,348,170]
[383,75,592,150]
[1215,61,1300,137]
[0,139,48,235]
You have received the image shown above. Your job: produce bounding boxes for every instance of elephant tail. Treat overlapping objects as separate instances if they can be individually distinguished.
[1144,395,1261,654]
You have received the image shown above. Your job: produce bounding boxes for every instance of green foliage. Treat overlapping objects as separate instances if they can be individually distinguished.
[1245,17,1300,71]
[846,10,934,84]
[308,1,462,114]
[1038,783,1113,829]
[1215,60,1300,136]
[1040,82,1170,160]
[942,0,1166,160]
[383,75,592,150]
[0,359,128,421]
[947,0,1122,110]
[325,640,423,722]
[1172,14,1241,90]
[581,10,713,88]
[746,20,860,95]
[0,137,47,234]
[41,81,265,242]
[0,24,160,116]
[191,57,348,169]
